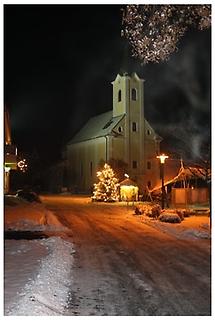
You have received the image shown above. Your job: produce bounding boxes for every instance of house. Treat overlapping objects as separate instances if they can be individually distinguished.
[150,161,210,206]
[66,72,162,193]
[4,108,17,193]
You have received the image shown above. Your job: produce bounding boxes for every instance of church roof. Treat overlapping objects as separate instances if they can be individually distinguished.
[68,111,124,144]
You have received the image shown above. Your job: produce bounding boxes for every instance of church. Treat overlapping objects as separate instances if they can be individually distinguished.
[66,72,162,193]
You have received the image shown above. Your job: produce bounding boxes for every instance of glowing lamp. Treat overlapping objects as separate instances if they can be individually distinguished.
[157,154,169,164]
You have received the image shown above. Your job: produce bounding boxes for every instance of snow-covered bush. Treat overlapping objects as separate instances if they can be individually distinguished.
[134,203,161,218]
[175,210,184,221]
[159,213,181,223]
[151,204,161,218]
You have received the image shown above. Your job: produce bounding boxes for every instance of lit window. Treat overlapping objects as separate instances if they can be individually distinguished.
[132,161,137,169]
[132,122,137,132]
[147,161,151,170]
[118,90,122,102]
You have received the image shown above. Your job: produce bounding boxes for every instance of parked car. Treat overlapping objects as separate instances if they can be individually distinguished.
[15,189,41,203]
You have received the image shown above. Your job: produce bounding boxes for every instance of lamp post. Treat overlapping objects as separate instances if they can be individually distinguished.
[157,154,168,209]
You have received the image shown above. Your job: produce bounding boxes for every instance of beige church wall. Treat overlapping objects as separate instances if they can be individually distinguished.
[67,137,107,192]
[111,137,125,161]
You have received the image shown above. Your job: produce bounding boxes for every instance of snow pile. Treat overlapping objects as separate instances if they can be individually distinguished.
[4,196,76,316]
[5,195,67,232]
[6,237,75,316]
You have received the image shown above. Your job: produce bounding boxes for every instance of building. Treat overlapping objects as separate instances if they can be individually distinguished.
[66,72,162,193]
[4,108,17,193]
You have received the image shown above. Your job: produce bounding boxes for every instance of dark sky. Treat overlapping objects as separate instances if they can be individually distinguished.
[4,4,211,166]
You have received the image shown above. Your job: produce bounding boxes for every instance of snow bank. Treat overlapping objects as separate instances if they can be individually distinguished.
[4,196,75,316]
[4,196,67,232]
[141,215,211,240]
[6,237,75,316]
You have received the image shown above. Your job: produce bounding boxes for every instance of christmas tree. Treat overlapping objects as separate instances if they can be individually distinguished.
[92,163,119,202]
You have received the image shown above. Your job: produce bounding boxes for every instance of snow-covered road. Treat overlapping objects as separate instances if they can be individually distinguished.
[43,195,211,316]
[4,195,211,316]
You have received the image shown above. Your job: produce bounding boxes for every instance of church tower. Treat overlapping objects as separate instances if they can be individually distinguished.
[111,72,145,181]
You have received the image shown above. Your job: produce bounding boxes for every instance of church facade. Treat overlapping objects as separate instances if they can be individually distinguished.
[66,72,162,193]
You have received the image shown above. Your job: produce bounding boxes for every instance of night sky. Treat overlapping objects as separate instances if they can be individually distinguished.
[4,4,211,167]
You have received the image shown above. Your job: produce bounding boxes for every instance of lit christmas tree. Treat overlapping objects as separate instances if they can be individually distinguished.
[92,163,119,202]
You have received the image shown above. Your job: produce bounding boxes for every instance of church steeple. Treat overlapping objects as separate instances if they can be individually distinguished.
[111,72,145,118]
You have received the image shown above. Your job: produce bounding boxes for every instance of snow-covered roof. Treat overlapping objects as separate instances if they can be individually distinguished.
[150,165,210,192]
[68,111,125,144]
[145,119,163,141]
[119,178,138,186]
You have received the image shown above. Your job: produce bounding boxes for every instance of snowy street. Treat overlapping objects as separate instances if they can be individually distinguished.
[4,195,211,316]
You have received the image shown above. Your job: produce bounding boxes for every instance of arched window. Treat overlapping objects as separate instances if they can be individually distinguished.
[118,90,122,102]
[131,88,137,101]
[132,122,137,132]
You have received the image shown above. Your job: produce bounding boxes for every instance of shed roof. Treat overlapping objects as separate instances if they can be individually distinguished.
[150,165,210,192]
[68,111,124,144]
[119,178,138,186]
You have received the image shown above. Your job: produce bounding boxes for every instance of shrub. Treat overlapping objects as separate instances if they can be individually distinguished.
[134,203,161,219]
[151,204,161,218]
[134,206,142,215]
[176,210,184,221]
[159,213,181,223]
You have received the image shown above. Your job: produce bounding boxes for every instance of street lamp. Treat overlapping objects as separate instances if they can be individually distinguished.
[157,154,169,209]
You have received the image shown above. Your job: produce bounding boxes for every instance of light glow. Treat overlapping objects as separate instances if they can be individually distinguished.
[18,159,28,172]
[92,163,119,202]
[157,154,169,164]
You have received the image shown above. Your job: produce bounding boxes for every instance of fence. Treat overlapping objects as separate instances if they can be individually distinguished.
[171,187,208,206]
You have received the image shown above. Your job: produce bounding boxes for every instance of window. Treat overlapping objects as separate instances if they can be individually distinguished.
[147,161,151,170]
[118,126,123,133]
[90,161,93,177]
[132,161,137,169]
[132,122,137,132]
[131,88,137,101]
[147,129,151,135]
[118,90,122,102]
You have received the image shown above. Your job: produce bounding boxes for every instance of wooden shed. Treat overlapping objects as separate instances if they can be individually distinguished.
[119,178,139,201]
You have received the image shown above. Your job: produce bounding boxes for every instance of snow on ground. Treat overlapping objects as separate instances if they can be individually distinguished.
[4,196,211,316]
[4,195,67,232]
[4,196,75,316]
[139,211,211,240]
